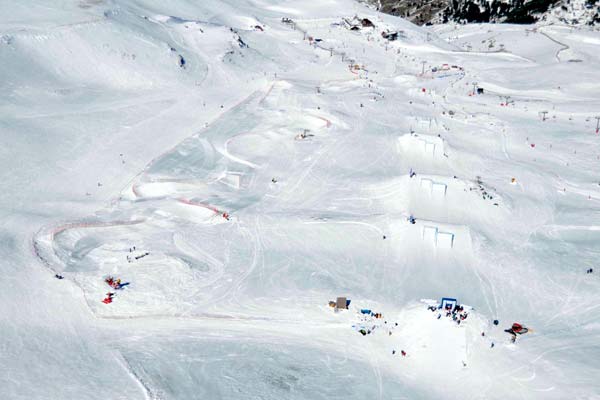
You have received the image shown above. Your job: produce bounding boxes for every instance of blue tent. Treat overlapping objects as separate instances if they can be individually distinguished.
[439,297,458,310]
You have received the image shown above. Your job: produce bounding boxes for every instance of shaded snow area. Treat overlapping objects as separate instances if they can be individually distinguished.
[2,0,600,399]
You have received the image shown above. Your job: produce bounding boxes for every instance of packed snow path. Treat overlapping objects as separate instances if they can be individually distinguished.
[2,1,600,399]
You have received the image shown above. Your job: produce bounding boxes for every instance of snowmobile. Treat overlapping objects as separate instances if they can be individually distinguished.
[504,323,530,342]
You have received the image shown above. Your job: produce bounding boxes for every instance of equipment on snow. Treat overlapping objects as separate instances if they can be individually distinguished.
[504,322,529,342]
[335,297,350,310]
[439,297,458,310]
[102,293,114,304]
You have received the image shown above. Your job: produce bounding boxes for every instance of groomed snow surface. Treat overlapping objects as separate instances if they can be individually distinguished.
[2,1,600,399]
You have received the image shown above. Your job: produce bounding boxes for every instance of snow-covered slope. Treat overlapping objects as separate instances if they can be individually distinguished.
[2,1,600,399]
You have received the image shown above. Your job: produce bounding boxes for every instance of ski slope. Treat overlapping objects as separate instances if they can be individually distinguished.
[2,1,600,399]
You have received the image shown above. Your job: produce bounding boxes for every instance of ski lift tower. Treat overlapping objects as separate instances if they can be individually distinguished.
[421,61,427,76]
[595,116,600,134]
[540,111,549,121]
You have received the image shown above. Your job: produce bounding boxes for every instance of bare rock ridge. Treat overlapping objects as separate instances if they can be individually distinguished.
[359,0,600,25]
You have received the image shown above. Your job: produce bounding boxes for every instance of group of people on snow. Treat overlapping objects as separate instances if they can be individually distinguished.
[102,277,128,304]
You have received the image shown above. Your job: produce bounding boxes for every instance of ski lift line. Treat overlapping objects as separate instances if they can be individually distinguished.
[282,17,366,77]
